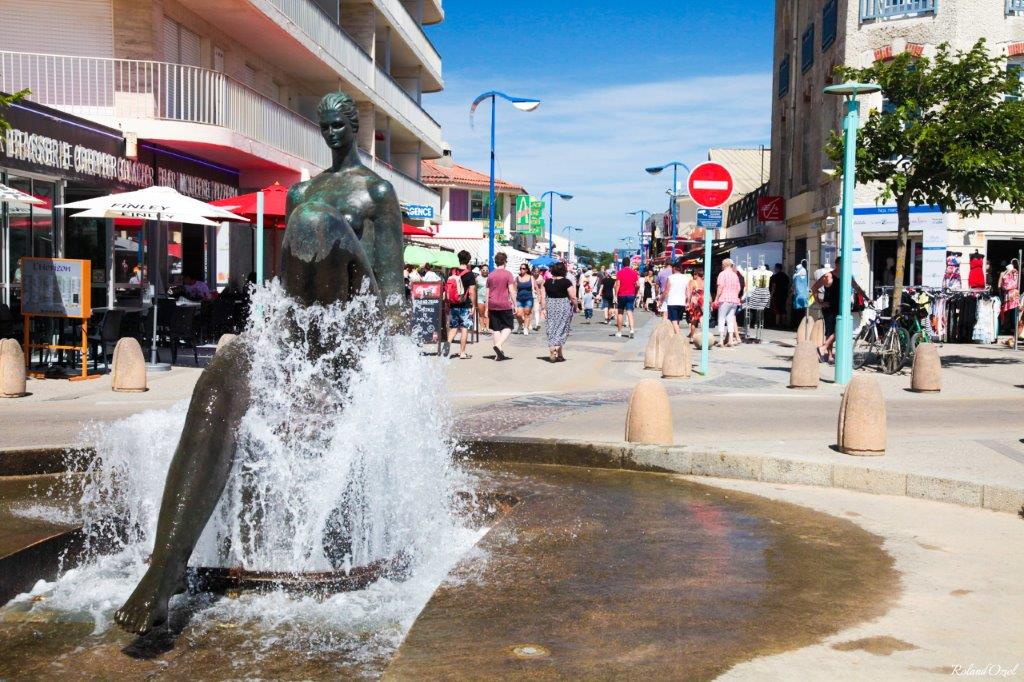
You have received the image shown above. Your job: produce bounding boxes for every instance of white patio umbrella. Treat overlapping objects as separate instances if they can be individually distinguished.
[1,183,47,307]
[57,186,248,369]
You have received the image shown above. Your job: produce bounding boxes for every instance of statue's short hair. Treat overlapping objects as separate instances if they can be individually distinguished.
[317,92,359,133]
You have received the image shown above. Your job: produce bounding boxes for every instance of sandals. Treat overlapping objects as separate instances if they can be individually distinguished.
[459,352,472,360]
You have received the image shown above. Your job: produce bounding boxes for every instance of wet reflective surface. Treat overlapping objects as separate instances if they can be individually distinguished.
[0,463,898,680]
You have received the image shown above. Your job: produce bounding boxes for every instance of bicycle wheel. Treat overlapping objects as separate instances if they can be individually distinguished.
[909,329,930,353]
[880,327,906,375]
[852,326,878,370]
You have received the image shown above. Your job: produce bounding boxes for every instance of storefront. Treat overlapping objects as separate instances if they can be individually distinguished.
[1,99,238,312]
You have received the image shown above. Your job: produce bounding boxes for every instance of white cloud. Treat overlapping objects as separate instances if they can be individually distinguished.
[423,72,771,251]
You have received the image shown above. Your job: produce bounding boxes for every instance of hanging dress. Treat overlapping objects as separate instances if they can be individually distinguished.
[943,255,961,290]
[968,255,986,289]
[792,266,809,310]
[1000,269,1019,318]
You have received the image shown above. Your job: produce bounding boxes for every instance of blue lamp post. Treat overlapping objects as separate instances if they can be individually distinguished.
[628,209,651,267]
[471,91,542,268]
[645,162,691,243]
[562,225,582,262]
[824,81,881,386]
[541,190,573,256]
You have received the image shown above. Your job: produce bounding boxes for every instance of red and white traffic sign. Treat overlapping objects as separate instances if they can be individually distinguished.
[687,162,734,209]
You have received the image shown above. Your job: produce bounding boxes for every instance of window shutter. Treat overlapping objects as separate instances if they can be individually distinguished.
[0,0,113,57]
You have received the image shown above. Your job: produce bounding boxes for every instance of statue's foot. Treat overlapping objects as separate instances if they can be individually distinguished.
[114,568,178,635]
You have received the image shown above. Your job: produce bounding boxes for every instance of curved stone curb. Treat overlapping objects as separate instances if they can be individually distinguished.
[465,437,1024,515]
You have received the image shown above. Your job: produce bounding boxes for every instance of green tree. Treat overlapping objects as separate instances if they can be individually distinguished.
[827,40,1024,313]
[0,88,30,131]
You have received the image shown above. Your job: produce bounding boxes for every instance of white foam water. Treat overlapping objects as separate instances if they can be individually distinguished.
[7,282,479,664]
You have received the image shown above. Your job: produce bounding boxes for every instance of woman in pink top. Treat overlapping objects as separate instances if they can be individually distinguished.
[713,259,742,347]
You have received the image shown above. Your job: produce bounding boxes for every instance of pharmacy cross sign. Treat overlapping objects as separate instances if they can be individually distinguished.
[687,162,734,209]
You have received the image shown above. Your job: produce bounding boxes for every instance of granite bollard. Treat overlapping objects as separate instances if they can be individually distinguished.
[625,379,673,445]
[788,340,820,389]
[111,337,148,393]
[0,338,26,398]
[910,342,941,393]
[661,334,692,379]
[837,375,886,456]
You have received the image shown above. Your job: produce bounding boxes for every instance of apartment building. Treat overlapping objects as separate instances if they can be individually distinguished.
[771,0,1024,293]
[0,0,444,301]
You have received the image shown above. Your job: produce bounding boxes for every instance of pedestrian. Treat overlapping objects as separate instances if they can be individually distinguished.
[515,264,535,334]
[444,250,476,359]
[532,266,545,331]
[687,270,705,340]
[421,262,442,282]
[810,256,867,363]
[713,258,742,347]
[642,272,655,312]
[660,260,688,335]
[475,264,489,331]
[539,260,578,362]
[599,270,616,324]
[656,264,672,316]
[768,263,790,328]
[613,257,640,338]
[581,279,595,323]
[486,252,517,361]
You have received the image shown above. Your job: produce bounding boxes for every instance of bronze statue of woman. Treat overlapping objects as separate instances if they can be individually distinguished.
[114,91,404,635]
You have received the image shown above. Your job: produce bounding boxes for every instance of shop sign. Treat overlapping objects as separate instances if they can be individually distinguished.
[852,205,952,287]
[142,144,239,201]
[529,200,545,235]
[20,257,91,318]
[757,195,785,222]
[404,203,434,220]
[515,194,531,231]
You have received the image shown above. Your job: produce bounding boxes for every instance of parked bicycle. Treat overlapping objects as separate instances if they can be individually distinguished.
[853,295,931,374]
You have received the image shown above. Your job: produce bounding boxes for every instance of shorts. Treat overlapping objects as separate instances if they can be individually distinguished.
[617,295,636,312]
[489,309,515,332]
[600,297,614,309]
[823,310,837,338]
[516,295,534,309]
[666,305,685,322]
[450,306,473,329]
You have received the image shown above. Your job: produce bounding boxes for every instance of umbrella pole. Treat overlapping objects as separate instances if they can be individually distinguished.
[151,215,160,365]
[256,191,264,286]
[107,219,115,309]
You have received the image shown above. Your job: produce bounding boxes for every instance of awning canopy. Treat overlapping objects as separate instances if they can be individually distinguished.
[210,182,289,228]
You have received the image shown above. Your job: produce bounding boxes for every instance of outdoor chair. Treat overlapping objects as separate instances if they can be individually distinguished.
[208,298,235,338]
[87,309,125,371]
[167,305,201,365]
[0,304,14,339]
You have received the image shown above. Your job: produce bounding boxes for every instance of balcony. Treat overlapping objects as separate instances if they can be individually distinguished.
[264,0,443,154]
[360,151,440,213]
[860,0,937,21]
[374,0,443,91]
[1009,0,1024,14]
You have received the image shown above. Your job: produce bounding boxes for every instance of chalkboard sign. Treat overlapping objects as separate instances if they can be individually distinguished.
[20,258,92,318]
[410,281,443,344]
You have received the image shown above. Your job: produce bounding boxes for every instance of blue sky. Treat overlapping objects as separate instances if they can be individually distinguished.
[423,0,776,252]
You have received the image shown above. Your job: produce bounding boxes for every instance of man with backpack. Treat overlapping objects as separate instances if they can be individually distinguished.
[446,250,477,359]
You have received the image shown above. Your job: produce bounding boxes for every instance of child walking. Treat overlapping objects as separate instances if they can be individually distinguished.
[582,282,595,323]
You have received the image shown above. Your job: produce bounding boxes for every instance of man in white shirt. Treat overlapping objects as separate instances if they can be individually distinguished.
[420,263,442,282]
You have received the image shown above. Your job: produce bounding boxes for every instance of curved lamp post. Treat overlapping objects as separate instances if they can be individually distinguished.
[471,91,541,268]
[645,161,691,241]
[562,225,582,262]
[541,190,573,256]
[824,81,881,386]
[628,209,651,268]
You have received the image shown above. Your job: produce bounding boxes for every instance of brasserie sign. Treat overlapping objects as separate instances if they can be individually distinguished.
[1,126,153,188]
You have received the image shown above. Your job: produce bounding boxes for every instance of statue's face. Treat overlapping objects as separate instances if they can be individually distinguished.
[320,109,354,151]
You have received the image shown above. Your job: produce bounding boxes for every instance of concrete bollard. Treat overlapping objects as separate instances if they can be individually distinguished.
[111,337,148,393]
[796,314,813,343]
[216,334,238,355]
[837,375,886,456]
[625,378,673,445]
[644,324,672,370]
[788,340,820,389]
[910,343,941,393]
[810,318,826,347]
[661,334,692,379]
[654,326,676,371]
[0,338,27,398]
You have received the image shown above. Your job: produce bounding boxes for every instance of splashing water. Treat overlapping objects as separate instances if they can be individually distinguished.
[8,282,481,665]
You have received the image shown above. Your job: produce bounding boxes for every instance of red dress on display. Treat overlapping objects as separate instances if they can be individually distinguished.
[968,255,985,289]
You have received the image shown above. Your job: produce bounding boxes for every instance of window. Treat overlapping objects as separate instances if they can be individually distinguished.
[469,191,504,222]
[778,54,791,98]
[822,0,838,52]
[449,189,469,221]
[162,17,201,67]
[1007,61,1023,102]
[241,63,257,89]
[801,24,815,73]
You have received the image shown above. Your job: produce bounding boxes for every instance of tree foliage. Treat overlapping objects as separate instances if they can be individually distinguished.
[0,88,30,131]
[826,39,1024,312]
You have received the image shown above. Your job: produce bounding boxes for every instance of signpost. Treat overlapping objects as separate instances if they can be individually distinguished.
[687,162,735,377]
[696,208,724,229]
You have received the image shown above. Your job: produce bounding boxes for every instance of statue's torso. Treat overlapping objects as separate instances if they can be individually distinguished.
[296,167,382,236]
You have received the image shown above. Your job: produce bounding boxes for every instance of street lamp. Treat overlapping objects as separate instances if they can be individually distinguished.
[628,210,651,267]
[824,81,881,386]
[471,91,542,268]
[562,225,582,262]
[645,161,691,242]
[541,190,573,257]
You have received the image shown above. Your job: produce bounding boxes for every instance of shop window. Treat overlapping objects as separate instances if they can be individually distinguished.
[470,191,503,222]
[778,54,791,98]
[801,24,815,73]
[4,176,56,303]
[822,0,838,52]
[449,189,469,221]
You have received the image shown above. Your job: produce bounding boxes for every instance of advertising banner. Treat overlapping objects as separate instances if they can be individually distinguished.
[20,257,91,318]
[851,205,951,287]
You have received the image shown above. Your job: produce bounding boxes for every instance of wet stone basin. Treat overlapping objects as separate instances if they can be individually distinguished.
[0,463,897,680]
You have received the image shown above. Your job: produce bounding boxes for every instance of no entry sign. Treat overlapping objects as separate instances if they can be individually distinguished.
[687,162,734,209]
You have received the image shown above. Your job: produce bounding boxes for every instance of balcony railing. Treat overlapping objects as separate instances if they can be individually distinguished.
[374,0,442,83]
[359,150,439,213]
[860,0,937,21]
[266,0,442,152]
[1009,0,1024,14]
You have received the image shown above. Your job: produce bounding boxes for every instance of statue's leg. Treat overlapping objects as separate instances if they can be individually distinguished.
[114,341,251,635]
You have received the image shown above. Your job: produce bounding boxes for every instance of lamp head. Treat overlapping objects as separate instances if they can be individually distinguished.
[823,81,882,97]
[511,98,541,112]
[559,193,574,201]
[645,165,665,175]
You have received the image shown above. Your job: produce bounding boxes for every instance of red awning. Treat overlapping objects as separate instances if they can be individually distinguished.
[402,223,433,236]
[211,182,289,228]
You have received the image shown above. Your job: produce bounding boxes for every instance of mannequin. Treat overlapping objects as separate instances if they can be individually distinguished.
[968,249,986,290]
[793,259,809,328]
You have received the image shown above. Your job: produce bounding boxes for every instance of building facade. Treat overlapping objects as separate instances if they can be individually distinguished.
[771,0,1024,293]
[1,0,444,303]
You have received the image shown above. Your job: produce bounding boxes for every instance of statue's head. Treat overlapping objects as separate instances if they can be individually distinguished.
[317,92,359,152]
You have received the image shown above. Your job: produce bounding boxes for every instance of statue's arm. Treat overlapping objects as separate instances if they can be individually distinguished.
[285,181,311,223]
[369,179,405,319]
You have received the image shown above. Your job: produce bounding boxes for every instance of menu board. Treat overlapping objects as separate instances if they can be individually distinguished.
[20,258,92,318]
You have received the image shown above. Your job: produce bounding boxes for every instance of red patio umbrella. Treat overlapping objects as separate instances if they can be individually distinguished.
[403,223,433,237]
[210,182,289,227]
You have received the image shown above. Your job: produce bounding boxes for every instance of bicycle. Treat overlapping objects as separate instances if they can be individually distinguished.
[853,302,908,374]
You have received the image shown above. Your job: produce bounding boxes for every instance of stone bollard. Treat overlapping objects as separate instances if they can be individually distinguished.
[661,334,692,379]
[654,326,676,371]
[216,334,238,355]
[810,318,826,347]
[837,375,886,456]
[110,337,148,393]
[625,378,673,445]
[0,338,27,398]
[910,343,941,393]
[796,314,814,343]
[644,324,672,370]
[788,340,820,389]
